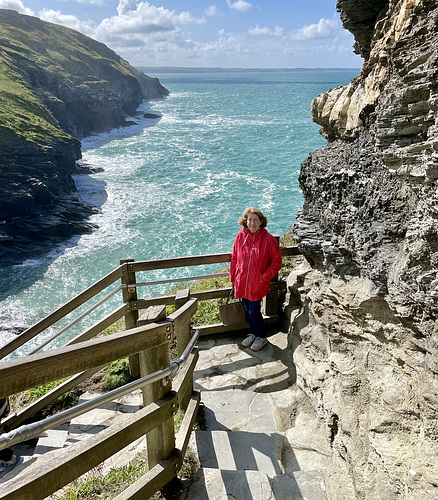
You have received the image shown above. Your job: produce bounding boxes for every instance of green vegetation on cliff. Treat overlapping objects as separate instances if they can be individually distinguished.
[0,8,166,144]
[0,9,168,262]
[0,57,69,147]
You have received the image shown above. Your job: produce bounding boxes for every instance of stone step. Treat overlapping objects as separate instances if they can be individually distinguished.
[272,470,328,500]
[186,468,327,500]
[201,389,277,433]
[186,468,274,499]
[33,422,69,457]
[30,390,145,476]
[192,430,281,478]
[64,390,142,447]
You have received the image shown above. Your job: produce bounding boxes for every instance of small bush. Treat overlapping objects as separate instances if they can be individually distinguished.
[102,359,134,391]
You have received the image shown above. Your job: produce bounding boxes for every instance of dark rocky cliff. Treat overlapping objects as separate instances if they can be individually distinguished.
[0,9,168,268]
[287,0,438,498]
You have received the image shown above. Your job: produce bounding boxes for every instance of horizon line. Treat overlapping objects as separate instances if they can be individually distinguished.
[138,66,361,71]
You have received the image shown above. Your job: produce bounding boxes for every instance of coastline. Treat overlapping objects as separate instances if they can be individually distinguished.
[0,100,164,297]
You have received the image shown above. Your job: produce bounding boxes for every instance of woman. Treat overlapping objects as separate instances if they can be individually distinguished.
[229,207,282,351]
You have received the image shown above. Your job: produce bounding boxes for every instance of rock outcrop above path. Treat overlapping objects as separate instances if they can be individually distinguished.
[0,9,168,268]
[290,1,438,498]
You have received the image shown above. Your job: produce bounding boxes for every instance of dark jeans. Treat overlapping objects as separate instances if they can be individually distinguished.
[242,298,265,338]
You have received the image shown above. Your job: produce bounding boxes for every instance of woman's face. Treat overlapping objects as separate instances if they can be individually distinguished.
[246,213,261,233]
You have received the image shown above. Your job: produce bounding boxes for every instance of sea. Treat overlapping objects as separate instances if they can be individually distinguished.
[0,69,359,356]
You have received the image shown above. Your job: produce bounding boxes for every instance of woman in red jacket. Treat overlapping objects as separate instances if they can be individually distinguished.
[230,207,282,351]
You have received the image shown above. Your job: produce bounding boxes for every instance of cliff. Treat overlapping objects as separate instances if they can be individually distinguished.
[0,9,168,269]
[288,0,438,498]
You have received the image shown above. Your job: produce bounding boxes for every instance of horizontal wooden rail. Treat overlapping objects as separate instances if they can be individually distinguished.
[131,280,287,312]
[129,246,300,274]
[280,246,302,256]
[0,321,172,398]
[130,252,232,273]
[197,314,279,337]
[0,365,105,433]
[0,266,125,360]
[114,451,181,500]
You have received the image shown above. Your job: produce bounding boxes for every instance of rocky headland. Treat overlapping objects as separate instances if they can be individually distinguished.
[288,0,438,498]
[0,9,168,269]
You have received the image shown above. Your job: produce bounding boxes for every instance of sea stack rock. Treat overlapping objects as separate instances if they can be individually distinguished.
[289,0,438,498]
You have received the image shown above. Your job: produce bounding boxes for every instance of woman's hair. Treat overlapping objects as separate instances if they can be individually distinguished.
[238,207,268,228]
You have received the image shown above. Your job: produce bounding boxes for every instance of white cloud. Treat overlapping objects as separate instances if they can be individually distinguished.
[4,0,360,68]
[39,9,95,35]
[204,5,217,17]
[249,25,283,37]
[0,0,33,15]
[96,1,205,42]
[226,0,252,13]
[293,17,339,40]
[117,0,139,16]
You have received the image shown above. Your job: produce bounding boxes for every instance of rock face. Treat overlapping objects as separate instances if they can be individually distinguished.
[289,0,438,498]
[0,9,168,269]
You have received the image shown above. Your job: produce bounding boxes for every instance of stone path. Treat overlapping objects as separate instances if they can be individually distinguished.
[184,329,329,499]
[1,328,330,499]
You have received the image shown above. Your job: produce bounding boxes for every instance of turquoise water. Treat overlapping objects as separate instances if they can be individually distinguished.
[0,69,358,353]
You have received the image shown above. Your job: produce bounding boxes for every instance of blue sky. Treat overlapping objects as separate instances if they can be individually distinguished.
[1,0,362,68]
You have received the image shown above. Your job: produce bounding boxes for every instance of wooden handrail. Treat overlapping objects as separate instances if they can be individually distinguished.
[0,265,125,360]
[128,246,300,273]
[0,365,104,433]
[0,321,171,398]
[129,280,286,311]
[129,252,232,272]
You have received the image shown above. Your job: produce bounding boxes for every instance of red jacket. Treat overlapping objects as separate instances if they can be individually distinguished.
[230,227,282,301]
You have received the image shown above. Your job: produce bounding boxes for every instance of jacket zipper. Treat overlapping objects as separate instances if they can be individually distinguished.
[244,233,256,297]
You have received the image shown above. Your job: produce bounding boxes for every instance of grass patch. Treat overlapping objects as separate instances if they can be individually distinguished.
[51,461,148,500]
[169,270,231,327]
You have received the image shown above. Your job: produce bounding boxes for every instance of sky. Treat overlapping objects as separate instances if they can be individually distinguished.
[0,0,363,69]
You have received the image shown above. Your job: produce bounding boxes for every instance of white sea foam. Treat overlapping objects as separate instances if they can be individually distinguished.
[0,70,358,348]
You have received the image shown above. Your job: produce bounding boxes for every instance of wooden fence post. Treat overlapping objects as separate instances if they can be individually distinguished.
[137,305,170,407]
[120,258,140,377]
[144,310,175,469]
[175,289,191,356]
[262,235,280,317]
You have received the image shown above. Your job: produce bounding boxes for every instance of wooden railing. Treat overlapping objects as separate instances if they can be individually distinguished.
[0,245,301,499]
[0,299,199,500]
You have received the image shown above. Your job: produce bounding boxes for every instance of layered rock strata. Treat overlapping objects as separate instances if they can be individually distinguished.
[290,0,438,498]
